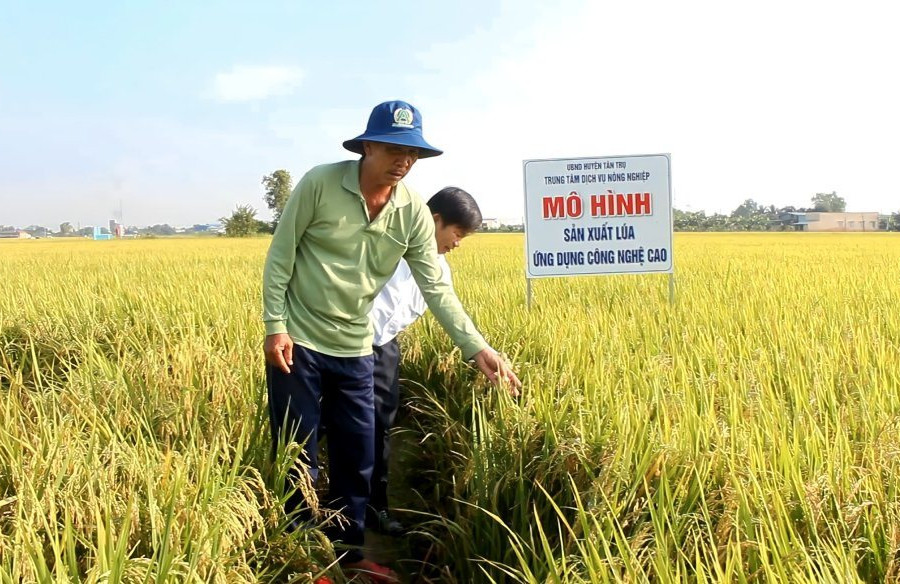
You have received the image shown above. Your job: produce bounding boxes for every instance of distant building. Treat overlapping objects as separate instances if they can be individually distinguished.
[108,219,126,238]
[93,226,113,240]
[0,229,31,239]
[878,214,894,230]
[481,218,501,230]
[782,211,880,232]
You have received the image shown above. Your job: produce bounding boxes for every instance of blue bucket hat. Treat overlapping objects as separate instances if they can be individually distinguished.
[343,100,443,158]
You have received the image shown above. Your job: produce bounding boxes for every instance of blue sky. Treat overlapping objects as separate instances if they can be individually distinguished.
[1,0,898,228]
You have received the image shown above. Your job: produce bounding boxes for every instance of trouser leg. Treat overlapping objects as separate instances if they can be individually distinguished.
[370,338,401,511]
[266,344,324,519]
[321,353,376,564]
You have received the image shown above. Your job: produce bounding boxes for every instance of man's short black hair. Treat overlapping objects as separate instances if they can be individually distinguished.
[426,187,482,232]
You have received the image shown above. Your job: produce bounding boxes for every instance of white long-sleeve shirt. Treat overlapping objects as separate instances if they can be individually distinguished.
[370,257,452,347]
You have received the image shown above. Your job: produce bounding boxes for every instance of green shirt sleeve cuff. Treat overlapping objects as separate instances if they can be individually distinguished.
[459,336,490,361]
[265,320,288,336]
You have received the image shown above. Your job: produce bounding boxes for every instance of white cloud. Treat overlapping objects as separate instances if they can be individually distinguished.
[211,65,304,102]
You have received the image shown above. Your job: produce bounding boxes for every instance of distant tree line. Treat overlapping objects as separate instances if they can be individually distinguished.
[13,223,225,238]
[675,192,900,232]
[6,169,293,239]
[11,187,897,238]
[481,224,525,233]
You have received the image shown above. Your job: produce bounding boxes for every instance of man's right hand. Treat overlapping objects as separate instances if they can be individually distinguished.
[264,333,294,374]
[472,349,521,397]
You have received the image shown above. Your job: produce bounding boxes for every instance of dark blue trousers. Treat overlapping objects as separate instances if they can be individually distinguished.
[267,344,375,563]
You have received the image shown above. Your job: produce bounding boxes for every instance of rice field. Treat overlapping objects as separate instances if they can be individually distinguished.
[1,232,899,583]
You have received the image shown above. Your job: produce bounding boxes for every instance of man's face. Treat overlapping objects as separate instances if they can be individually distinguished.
[362,142,420,187]
[434,216,473,255]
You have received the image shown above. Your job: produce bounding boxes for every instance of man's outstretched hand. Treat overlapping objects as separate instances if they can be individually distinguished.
[264,333,294,374]
[472,349,521,396]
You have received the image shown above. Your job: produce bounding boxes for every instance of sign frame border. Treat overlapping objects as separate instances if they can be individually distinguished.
[522,152,674,279]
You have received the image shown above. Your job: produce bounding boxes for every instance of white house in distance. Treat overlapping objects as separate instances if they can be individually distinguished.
[784,211,880,232]
[481,217,501,230]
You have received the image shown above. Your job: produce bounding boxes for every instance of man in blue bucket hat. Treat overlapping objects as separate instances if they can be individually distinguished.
[262,100,520,581]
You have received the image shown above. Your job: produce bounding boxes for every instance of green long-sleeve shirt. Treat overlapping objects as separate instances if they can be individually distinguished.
[262,160,488,359]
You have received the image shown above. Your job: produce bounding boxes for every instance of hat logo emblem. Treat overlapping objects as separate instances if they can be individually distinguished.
[392,107,414,128]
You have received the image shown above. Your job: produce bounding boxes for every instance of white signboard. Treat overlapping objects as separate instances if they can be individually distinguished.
[523,154,673,278]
